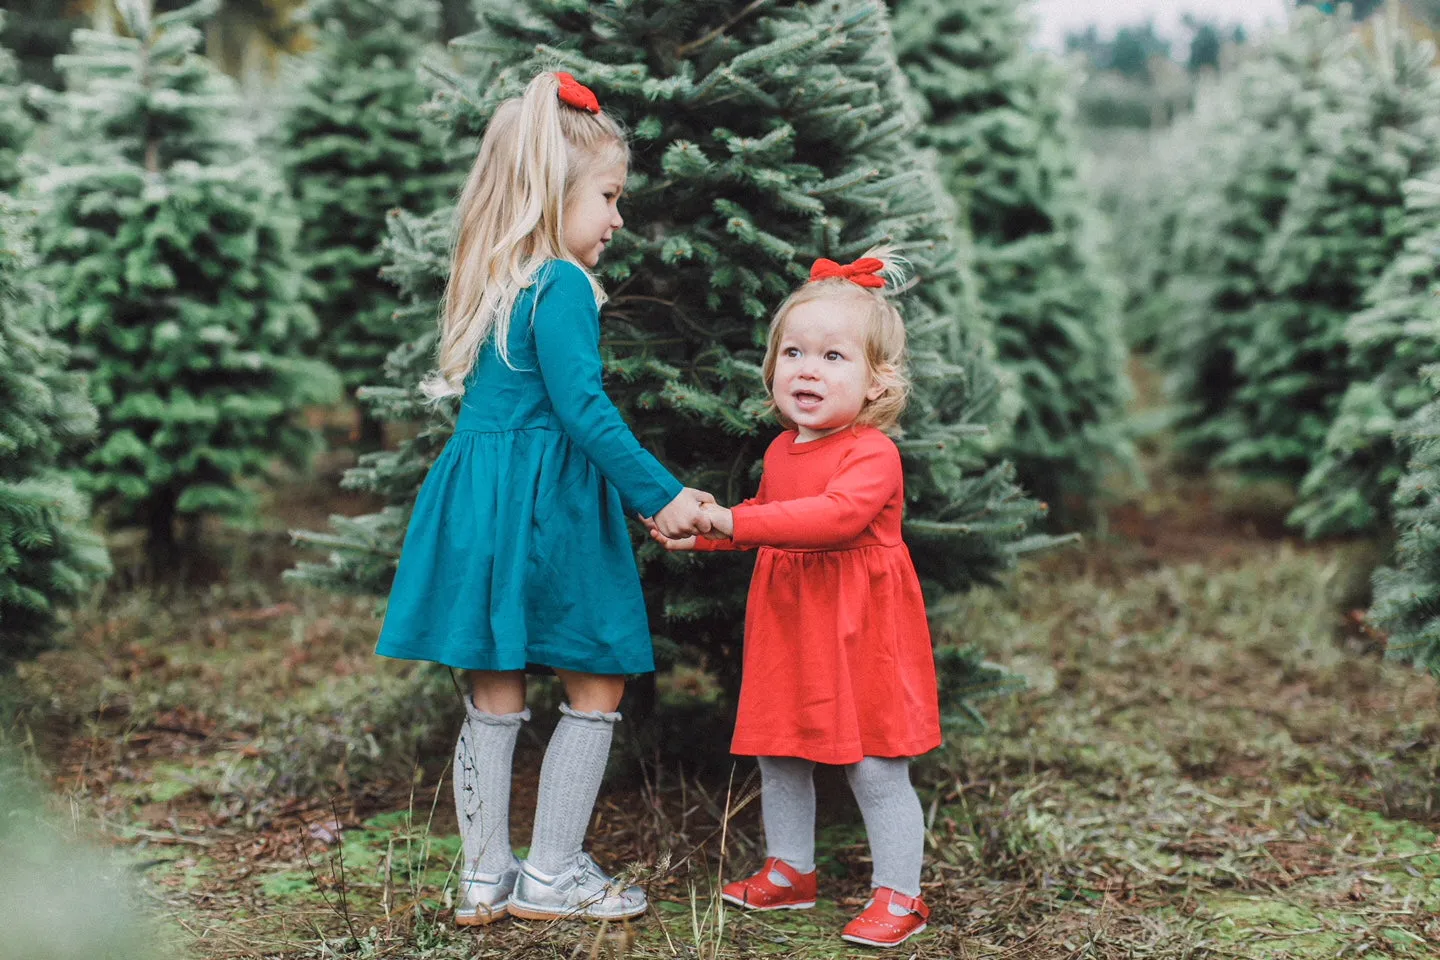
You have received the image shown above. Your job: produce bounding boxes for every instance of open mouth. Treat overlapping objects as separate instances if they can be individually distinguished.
[792,390,824,409]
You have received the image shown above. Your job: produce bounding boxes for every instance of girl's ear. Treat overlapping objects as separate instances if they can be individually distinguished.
[865,366,889,402]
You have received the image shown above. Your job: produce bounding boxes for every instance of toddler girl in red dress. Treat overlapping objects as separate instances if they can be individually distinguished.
[649,250,941,949]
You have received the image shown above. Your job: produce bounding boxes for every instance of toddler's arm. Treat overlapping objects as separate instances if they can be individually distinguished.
[728,438,899,550]
[690,502,749,551]
[646,501,754,552]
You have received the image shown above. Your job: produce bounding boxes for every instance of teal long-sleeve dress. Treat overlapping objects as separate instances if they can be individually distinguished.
[375,260,683,675]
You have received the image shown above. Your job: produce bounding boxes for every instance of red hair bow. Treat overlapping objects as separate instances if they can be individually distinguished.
[809,257,886,289]
[555,72,601,114]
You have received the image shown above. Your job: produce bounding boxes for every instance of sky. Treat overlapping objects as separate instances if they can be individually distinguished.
[1029,0,1294,52]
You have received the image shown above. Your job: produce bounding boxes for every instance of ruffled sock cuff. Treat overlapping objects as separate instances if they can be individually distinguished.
[559,702,621,724]
[463,697,531,726]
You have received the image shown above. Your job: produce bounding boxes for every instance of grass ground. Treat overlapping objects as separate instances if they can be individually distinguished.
[6,456,1440,959]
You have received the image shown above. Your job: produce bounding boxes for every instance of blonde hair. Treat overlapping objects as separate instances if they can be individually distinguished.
[761,246,912,432]
[421,72,630,399]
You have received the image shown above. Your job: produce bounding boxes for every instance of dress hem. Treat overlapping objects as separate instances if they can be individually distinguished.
[729,733,941,765]
[375,641,654,676]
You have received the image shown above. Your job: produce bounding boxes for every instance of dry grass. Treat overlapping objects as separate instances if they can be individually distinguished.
[6,468,1440,958]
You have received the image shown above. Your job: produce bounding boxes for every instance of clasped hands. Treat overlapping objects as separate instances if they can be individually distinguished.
[643,488,733,547]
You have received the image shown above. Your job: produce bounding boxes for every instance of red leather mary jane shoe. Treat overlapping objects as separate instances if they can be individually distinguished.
[840,887,930,948]
[720,857,817,911]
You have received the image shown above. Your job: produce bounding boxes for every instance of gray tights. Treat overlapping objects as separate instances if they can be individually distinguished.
[755,755,924,897]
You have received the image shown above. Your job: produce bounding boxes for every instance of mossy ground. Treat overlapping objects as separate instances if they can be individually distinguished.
[7,451,1440,959]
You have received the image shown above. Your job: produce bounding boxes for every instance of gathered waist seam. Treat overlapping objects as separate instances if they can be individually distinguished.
[755,541,903,555]
[451,424,564,436]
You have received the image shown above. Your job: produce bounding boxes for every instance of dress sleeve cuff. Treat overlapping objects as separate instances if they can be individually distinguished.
[629,475,684,519]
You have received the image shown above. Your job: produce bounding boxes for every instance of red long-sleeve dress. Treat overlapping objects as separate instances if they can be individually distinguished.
[694,425,942,765]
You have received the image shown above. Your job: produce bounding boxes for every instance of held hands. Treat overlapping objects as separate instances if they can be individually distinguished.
[651,487,717,539]
[645,501,734,552]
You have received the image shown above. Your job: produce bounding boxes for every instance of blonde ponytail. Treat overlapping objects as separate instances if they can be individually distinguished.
[421,72,629,400]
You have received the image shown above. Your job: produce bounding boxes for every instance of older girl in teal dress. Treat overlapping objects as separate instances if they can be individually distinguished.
[376,72,714,925]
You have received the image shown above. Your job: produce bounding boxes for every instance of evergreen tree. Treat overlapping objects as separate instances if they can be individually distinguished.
[892,0,1133,507]
[0,14,31,193]
[291,0,1049,706]
[1227,24,1440,500]
[28,0,338,556]
[1300,0,1386,20]
[1185,17,1223,74]
[1370,365,1440,679]
[435,0,476,41]
[1293,160,1440,539]
[0,192,110,665]
[278,0,458,444]
[1153,9,1357,471]
[0,0,85,89]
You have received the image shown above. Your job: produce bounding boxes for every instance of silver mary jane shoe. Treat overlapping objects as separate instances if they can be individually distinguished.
[506,852,647,921]
[455,862,519,926]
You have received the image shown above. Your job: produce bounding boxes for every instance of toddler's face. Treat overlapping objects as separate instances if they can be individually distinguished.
[772,299,884,442]
[563,160,626,268]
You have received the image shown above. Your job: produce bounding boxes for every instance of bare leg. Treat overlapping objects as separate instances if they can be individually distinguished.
[469,669,526,713]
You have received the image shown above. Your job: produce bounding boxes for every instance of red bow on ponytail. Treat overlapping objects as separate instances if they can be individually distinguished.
[809,257,886,289]
[555,72,601,114]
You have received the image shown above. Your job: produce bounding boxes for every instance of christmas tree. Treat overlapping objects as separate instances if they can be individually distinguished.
[0,0,85,90]
[28,0,339,556]
[1287,24,1440,539]
[1293,168,1440,539]
[0,192,110,665]
[1370,365,1440,679]
[1232,23,1440,502]
[278,0,458,444]
[891,0,1133,507]
[1152,9,1357,470]
[291,0,1049,704]
[0,14,32,193]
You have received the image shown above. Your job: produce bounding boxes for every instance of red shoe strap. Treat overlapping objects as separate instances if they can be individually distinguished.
[761,857,810,885]
[877,887,930,919]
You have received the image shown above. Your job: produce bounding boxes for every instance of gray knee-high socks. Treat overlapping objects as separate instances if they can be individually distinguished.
[526,703,620,874]
[846,757,924,897]
[454,699,529,878]
[756,755,924,897]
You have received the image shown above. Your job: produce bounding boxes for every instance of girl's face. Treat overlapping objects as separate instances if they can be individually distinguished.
[563,159,626,268]
[772,299,884,442]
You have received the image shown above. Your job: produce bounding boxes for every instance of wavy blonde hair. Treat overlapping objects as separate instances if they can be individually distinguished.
[761,246,912,432]
[420,72,629,399]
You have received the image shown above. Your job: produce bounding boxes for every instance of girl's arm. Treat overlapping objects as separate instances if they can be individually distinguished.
[728,438,899,550]
[532,262,683,518]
